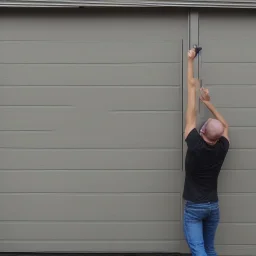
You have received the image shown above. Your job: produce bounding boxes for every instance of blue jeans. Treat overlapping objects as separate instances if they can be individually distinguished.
[183,200,220,256]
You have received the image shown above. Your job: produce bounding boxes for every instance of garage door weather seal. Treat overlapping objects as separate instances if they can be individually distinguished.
[0,0,256,8]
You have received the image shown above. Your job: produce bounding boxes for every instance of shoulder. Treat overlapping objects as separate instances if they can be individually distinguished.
[185,128,203,150]
[219,136,230,151]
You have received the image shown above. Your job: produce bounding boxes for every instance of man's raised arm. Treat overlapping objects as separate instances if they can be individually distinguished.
[200,88,230,141]
[184,48,199,139]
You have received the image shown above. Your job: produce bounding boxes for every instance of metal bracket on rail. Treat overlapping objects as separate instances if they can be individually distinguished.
[193,44,202,57]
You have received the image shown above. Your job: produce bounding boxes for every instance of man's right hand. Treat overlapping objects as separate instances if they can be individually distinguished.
[199,87,229,141]
[188,48,196,60]
[200,87,210,102]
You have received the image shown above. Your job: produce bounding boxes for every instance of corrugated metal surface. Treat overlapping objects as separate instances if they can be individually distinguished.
[0,0,256,8]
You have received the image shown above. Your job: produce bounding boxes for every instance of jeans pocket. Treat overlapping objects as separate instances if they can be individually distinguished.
[184,205,206,221]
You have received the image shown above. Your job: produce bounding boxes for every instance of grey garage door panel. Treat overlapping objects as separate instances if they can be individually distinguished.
[0,241,180,253]
[0,112,182,149]
[0,41,182,64]
[228,128,256,149]
[0,170,181,193]
[0,107,181,140]
[200,41,256,63]
[215,245,256,256]
[0,12,187,42]
[219,194,256,222]
[0,8,187,253]
[0,86,181,110]
[0,194,180,221]
[216,224,256,244]
[223,150,256,170]
[199,10,256,256]
[202,63,256,85]
[199,12,256,41]
[218,171,256,193]
[0,149,181,170]
[0,107,74,131]
[0,120,181,149]
[0,221,181,240]
[205,86,256,108]
[0,63,180,86]
[213,108,256,127]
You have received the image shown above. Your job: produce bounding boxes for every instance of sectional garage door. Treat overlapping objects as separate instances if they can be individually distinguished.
[198,10,256,256]
[0,9,188,252]
[2,7,256,256]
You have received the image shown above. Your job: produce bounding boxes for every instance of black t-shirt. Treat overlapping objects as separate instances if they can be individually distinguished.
[183,128,229,203]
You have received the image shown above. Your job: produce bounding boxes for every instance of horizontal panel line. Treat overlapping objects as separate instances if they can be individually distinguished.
[215,107,256,109]
[0,130,54,132]
[205,84,256,86]
[0,62,180,65]
[219,192,256,195]
[219,222,256,225]
[0,85,177,88]
[206,84,256,87]
[228,149,256,151]
[0,85,180,87]
[0,222,253,225]
[0,220,180,224]
[0,148,182,150]
[0,105,73,108]
[0,63,179,66]
[0,40,179,43]
[229,126,256,128]
[215,244,256,246]
[204,62,256,64]
[222,169,256,172]
[0,192,180,195]
[222,169,256,171]
[0,169,180,172]
[0,240,181,243]
[0,168,175,171]
[0,148,181,151]
[110,110,180,113]
[229,127,256,129]
[0,240,179,242]
[229,148,256,149]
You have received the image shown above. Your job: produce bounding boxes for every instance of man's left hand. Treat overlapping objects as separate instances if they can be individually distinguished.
[200,87,210,102]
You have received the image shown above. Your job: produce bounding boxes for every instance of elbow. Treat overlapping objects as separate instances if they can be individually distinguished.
[188,78,195,85]
[188,78,199,87]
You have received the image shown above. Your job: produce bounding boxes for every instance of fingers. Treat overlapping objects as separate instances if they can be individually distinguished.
[188,49,196,59]
[200,88,209,100]
[200,87,210,102]
[200,87,209,95]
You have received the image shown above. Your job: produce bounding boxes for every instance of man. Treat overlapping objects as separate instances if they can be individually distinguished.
[183,48,230,256]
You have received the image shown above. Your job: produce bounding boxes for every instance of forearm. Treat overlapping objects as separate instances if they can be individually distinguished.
[187,59,194,85]
[185,89,197,138]
[187,86,197,112]
[204,101,228,128]
[185,53,197,130]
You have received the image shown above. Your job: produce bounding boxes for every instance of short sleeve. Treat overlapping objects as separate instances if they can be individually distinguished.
[185,128,202,150]
[219,136,230,152]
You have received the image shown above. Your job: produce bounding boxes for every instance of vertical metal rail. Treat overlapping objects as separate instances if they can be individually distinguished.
[180,9,200,254]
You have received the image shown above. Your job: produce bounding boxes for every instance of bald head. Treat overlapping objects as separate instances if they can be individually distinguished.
[200,118,224,142]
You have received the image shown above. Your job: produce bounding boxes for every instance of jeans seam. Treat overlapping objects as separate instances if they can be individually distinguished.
[184,213,192,244]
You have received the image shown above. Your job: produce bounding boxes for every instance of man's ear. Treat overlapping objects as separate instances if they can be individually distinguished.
[200,119,210,134]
